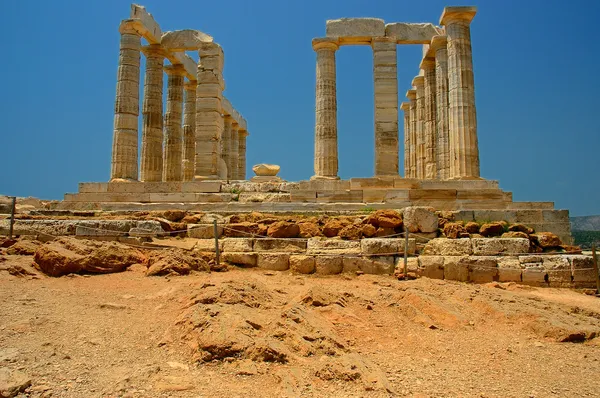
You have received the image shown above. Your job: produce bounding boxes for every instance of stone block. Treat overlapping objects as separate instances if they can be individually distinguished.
[409,189,457,200]
[314,255,343,275]
[472,210,517,223]
[307,238,361,254]
[361,256,395,275]
[222,238,254,252]
[342,256,363,273]
[384,22,439,44]
[454,211,475,222]
[360,238,416,255]
[130,4,161,43]
[522,265,547,286]
[316,190,363,203]
[394,257,419,275]
[257,253,289,271]
[195,239,223,252]
[79,183,108,193]
[497,257,522,282]
[542,256,571,286]
[297,179,351,191]
[326,18,385,43]
[75,225,124,237]
[289,255,315,274]
[254,238,307,253]
[456,190,505,200]
[443,256,469,282]
[187,224,223,239]
[471,238,530,256]
[418,256,444,279]
[393,178,421,189]
[465,256,498,283]
[290,191,317,202]
[542,210,569,223]
[160,29,213,51]
[128,228,157,237]
[569,255,597,286]
[223,252,257,267]
[515,210,543,224]
[422,238,472,256]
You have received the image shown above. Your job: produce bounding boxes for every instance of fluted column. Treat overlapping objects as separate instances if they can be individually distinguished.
[400,102,411,177]
[312,38,339,180]
[140,44,166,182]
[421,58,437,179]
[440,6,480,179]
[230,122,239,179]
[111,21,141,181]
[222,115,233,179]
[162,64,185,181]
[238,130,248,180]
[372,37,398,176]
[195,42,224,180]
[406,90,417,178]
[182,80,197,181]
[412,76,425,179]
[431,36,450,180]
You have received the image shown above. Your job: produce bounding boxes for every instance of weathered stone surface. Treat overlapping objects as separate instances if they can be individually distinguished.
[299,222,322,238]
[542,256,571,286]
[471,238,530,256]
[418,256,444,279]
[360,238,416,255]
[289,255,315,274]
[522,264,547,285]
[146,249,209,276]
[160,29,213,50]
[223,252,257,268]
[5,240,41,256]
[307,238,361,254]
[0,368,31,398]
[252,164,280,177]
[465,222,480,234]
[326,18,385,40]
[443,222,468,239]
[322,220,347,238]
[531,232,562,248]
[497,257,522,282]
[267,221,299,238]
[403,206,438,233]
[223,222,259,238]
[364,210,402,229]
[257,253,289,271]
[222,238,254,252]
[361,256,395,275]
[385,22,440,43]
[315,256,343,275]
[443,256,468,282]
[465,257,498,283]
[361,224,377,238]
[187,224,223,239]
[254,238,306,253]
[479,222,504,237]
[501,231,529,239]
[570,255,597,285]
[509,223,534,234]
[422,238,472,256]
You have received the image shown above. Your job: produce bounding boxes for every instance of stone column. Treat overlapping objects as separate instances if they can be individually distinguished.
[406,90,417,178]
[421,58,437,179]
[195,42,224,180]
[222,115,233,179]
[440,6,480,179]
[312,38,339,180]
[400,102,410,177]
[238,130,248,180]
[431,35,450,180]
[162,64,185,181]
[111,21,141,181]
[140,44,166,182]
[230,122,239,179]
[412,76,425,179]
[372,37,398,176]
[182,80,197,181]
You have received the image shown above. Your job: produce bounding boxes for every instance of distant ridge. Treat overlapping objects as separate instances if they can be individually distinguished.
[570,215,600,231]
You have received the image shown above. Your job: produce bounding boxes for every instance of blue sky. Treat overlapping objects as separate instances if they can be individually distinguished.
[0,0,598,216]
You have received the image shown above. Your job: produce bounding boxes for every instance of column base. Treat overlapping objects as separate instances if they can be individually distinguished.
[109,178,139,183]
[310,175,340,181]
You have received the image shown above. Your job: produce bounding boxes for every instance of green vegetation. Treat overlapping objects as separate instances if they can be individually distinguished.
[230,187,242,202]
[361,206,376,214]
[572,230,600,249]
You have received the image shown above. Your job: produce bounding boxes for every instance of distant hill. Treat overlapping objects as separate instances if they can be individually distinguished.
[570,215,600,231]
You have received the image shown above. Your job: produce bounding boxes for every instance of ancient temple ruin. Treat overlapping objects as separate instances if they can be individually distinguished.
[62,5,572,243]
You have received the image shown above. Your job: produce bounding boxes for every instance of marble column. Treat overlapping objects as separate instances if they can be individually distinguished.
[440,6,480,179]
[431,35,450,180]
[312,38,339,180]
[182,80,197,181]
[421,58,437,180]
[222,115,233,179]
[372,37,398,176]
[111,21,141,181]
[140,44,166,182]
[406,89,417,178]
[400,102,411,178]
[238,130,248,180]
[412,76,425,179]
[162,64,185,181]
[230,122,239,180]
[195,42,224,180]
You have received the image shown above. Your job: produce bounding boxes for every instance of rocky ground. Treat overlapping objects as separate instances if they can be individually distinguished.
[1,250,600,397]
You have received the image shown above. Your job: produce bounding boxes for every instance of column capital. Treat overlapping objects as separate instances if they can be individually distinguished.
[312,37,339,51]
[238,129,249,137]
[400,102,411,111]
[440,6,477,26]
[411,76,425,88]
[184,80,198,90]
[119,19,142,36]
[419,57,436,70]
[371,36,396,45]
[164,64,186,76]
[141,44,168,57]
[406,89,417,100]
[429,35,448,52]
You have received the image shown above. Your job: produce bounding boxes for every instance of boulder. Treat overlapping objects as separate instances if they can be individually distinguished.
[508,223,534,234]
[252,164,280,177]
[146,249,209,276]
[5,239,41,255]
[422,238,473,256]
[339,225,362,240]
[182,213,204,224]
[403,206,438,233]
[501,231,529,239]
[531,232,562,248]
[364,210,402,229]
[267,221,300,238]
[375,227,396,237]
[162,210,187,222]
[223,222,259,238]
[361,224,377,238]
[443,222,468,239]
[464,222,480,234]
[479,222,504,237]
[0,368,31,398]
[289,255,315,274]
[322,220,346,238]
[33,238,146,277]
[298,222,322,238]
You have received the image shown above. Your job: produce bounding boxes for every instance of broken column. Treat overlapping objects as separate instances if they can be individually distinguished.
[412,76,425,179]
[182,80,197,181]
[431,35,450,180]
[421,57,437,179]
[406,89,417,179]
[111,21,141,181]
[440,6,480,179]
[312,38,339,180]
[140,44,166,182]
[372,37,399,176]
[162,64,185,181]
[400,102,411,177]
[195,42,224,180]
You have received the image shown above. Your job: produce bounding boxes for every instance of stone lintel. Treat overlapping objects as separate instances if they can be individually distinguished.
[429,35,448,52]
[440,6,477,26]
[161,29,213,51]
[222,97,233,116]
[141,44,168,57]
[312,37,340,51]
[168,52,197,81]
[406,89,416,100]
[384,22,441,44]
[411,76,425,87]
[419,57,435,70]
[163,63,186,75]
[130,4,162,43]
[400,102,410,111]
[326,18,385,44]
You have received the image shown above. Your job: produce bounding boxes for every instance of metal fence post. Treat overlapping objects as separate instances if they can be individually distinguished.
[8,197,16,239]
[213,219,220,265]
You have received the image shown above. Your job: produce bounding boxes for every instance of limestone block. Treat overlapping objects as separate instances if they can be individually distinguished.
[542,256,571,286]
[394,257,419,274]
[307,238,361,254]
[456,190,505,200]
[290,191,318,202]
[195,239,223,253]
[130,4,161,43]
[315,256,343,275]
[542,209,569,223]
[257,253,290,271]
[385,23,439,43]
[569,255,597,286]
[472,210,517,223]
[196,98,222,111]
[79,183,109,193]
[316,190,363,203]
[187,224,223,239]
[180,181,221,193]
[522,265,547,286]
[160,29,213,51]
[254,238,307,253]
[409,190,457,200]
[360,238,416,255]
[443,256,469,282]
[471,238,530,256]
[464,256,498,283]
[75,225,123,237]
[222,238,254,252]
[128,227,158,237]
[363,189,409,204]
[289,255,316,274]
[519,255,542,264]
[253,164,280,177]
[223,252,257,267]
[326,18,385,43]
[362,256,395,275]
[497,257,522,282]
[422,238,472,256]
[418,256,444,279]
[403,206,439,233]
[297,179,351,191]
[349,177,395,189]
[515,210,543,224]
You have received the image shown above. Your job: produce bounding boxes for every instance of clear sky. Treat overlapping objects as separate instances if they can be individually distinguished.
[1,0,598,216]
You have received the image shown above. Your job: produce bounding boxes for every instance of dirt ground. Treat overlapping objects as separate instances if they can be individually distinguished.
[1,255,600,398]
